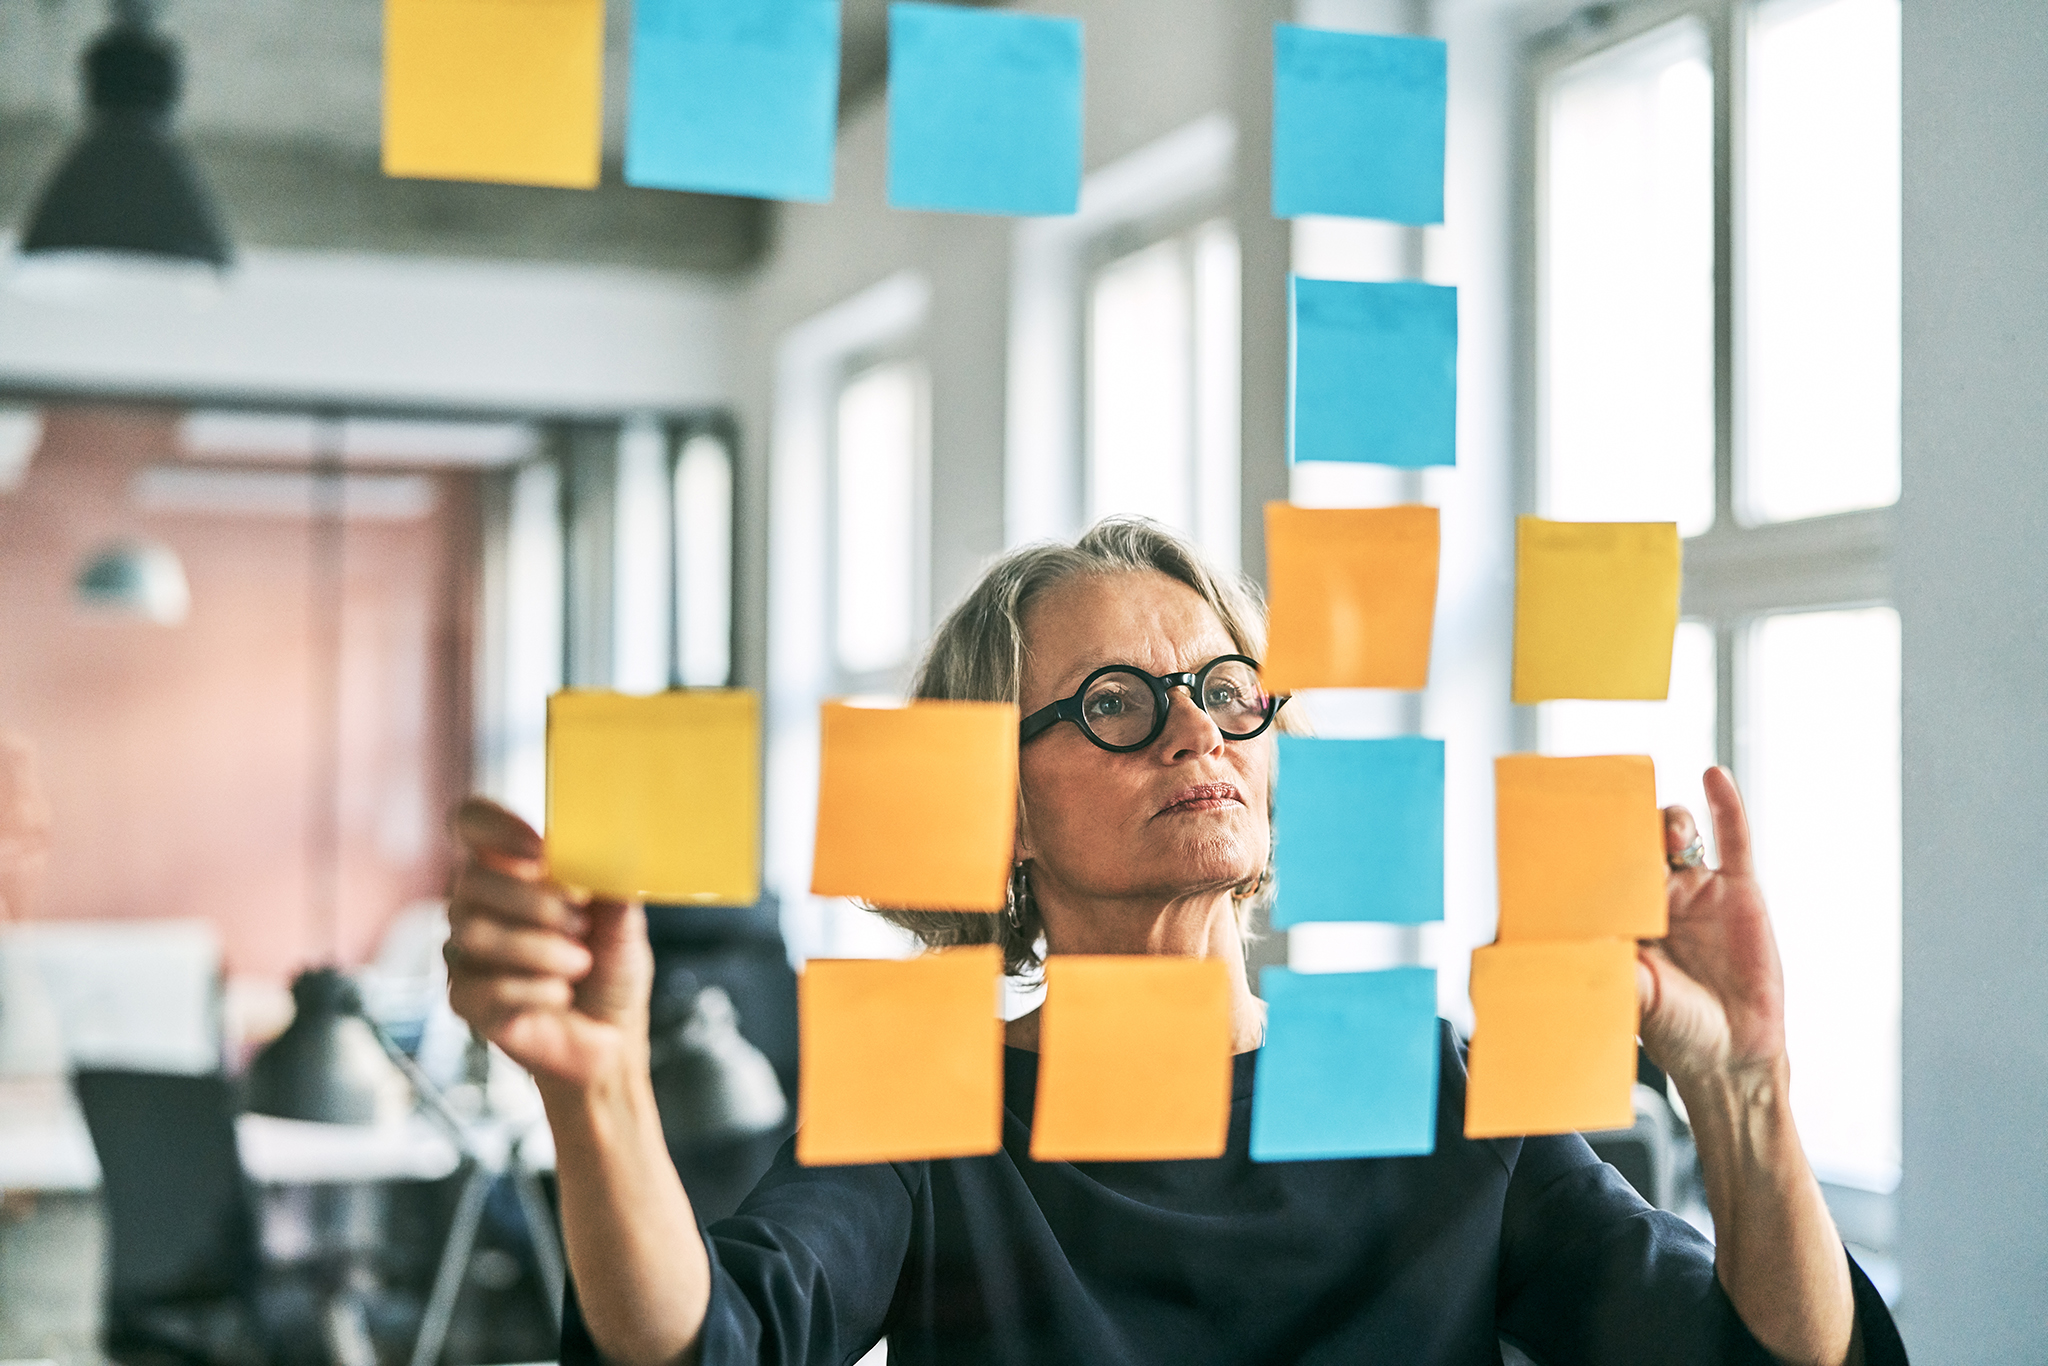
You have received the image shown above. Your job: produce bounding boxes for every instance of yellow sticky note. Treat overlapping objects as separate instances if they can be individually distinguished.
[1031,956,1234,1161]
[1495,754,1667,942]
[797,948,1005,1166]
[1263,503,1440,692]
[383,0,605,188]
[545,690,759,904]
[812,700,1019,912]
[1512,517,1682,704]
[1465,939,1639,1139]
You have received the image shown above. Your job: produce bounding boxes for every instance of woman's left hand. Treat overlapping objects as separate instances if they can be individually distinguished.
[1638,765,1788,1091]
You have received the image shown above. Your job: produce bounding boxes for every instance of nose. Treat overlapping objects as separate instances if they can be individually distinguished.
[1157,684,1224,761]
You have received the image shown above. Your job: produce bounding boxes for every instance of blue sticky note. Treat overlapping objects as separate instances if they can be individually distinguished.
[1273,734,1443,927]
[887,3,1082,216]
[1252,966,1440,1161]
[1290,276,1458,468]
[1272,25,1446,224]
[625,0,841,201]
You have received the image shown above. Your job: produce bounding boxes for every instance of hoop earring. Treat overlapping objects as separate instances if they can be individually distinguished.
[1006,860,1030,930]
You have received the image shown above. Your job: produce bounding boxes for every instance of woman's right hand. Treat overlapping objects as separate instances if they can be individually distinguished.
[445,796,655,1093]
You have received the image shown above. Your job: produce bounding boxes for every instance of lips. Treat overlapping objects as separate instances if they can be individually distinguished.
[1156,782,1245,816]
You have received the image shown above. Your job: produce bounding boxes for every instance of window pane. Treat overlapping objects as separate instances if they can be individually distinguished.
[1542,21,1715,537]
[674,432,733,688]
[1088,237,1193,534]
[1540,620,1720,856]
[834,362,923,677]
[613,417,672,696]
[1743,607,1900,1189]
[1741,0,1901,524]
[498,459,563,830]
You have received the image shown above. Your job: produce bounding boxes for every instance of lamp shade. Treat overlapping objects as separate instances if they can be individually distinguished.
[245,968,413,1125]
[19,13,230,268]
[74,540,190,625]
[649,986,789,1148]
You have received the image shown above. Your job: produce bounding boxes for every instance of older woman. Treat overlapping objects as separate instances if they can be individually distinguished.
[446,520,1903,1366]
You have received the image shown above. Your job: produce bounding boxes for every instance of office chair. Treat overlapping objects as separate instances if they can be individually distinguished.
[72,1069,317,1366]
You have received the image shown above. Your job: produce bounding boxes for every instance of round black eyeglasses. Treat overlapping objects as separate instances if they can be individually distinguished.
[1018,654,1289,754]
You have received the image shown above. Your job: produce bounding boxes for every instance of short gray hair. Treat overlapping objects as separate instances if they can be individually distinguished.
[872,517,1281,978]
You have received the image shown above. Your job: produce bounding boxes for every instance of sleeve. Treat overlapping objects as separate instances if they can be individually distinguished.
[1496,1135,1909,1366]
[559,1136,920,1366]
[1496,1132,1774,1365]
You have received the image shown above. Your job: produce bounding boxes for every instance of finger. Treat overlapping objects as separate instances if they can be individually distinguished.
[448,972,574,1034]
[452,862,588,935]
[450,916,593,979]
[453,797,545,873]
[1701,765,1755,878]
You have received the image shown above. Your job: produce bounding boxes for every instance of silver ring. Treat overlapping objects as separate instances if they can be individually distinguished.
[1668,834,1706,871]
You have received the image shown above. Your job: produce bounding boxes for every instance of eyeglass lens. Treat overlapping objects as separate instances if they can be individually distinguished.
[1077,659,1270,748]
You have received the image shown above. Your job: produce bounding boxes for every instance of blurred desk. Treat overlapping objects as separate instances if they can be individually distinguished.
[0,1077,553,1192]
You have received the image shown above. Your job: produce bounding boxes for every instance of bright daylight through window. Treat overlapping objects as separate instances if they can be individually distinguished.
[834,359,927,680]
[1539,0,1902,1193]
[1086,218,1241,572]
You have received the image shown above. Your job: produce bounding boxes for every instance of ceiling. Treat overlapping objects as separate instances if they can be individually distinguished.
[0,0,1002,271]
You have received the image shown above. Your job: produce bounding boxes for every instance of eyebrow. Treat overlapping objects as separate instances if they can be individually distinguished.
[1045,647,1241,697]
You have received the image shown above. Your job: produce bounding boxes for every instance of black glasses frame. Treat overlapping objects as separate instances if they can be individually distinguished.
[1018,654,1289,754]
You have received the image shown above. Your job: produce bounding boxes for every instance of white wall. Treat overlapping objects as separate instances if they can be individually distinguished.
[0,245,735,415]
[1897,2,2048,1358]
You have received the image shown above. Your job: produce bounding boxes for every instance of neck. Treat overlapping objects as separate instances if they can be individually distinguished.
[1004,881,1266,1054]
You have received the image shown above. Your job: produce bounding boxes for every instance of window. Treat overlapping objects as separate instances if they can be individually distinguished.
[1741,0,1901,523]
[832,358,928,688]
[1540,20,1715,535]
[1084,218,1241,572]
[1532,0,1902,1200]
[674,430,734,688]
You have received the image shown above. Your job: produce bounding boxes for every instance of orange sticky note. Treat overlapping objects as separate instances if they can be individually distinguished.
[811,700,1019,911]
[383,0,605,188]
[1263,503,1440,692]
[1512,517,1682,703]
[797,948,1004,1165]
[1031,957,1234,1161]
[1464,939,1639,1138]
[545,689,760,904]
[1495,754,1667,941]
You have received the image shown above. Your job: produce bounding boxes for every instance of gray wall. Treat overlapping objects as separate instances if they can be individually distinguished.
[1897,1,2048,1358]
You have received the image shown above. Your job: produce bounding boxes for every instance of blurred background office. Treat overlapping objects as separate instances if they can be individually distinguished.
[0,1,2037,1364]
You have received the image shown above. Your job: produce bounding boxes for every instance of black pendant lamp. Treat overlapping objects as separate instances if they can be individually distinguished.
[19,0,231,268]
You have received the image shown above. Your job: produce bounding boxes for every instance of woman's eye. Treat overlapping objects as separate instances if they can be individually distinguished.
[1086,694,1126,717]
[1205,684,1243,708]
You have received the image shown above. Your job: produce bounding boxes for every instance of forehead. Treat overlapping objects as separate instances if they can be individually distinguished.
[1020,570,1238,698]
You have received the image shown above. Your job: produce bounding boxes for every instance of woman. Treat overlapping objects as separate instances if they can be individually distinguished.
[446,519,1903,1365]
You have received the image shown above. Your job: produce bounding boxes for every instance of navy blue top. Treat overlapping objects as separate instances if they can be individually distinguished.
[561,1024,1906,1365]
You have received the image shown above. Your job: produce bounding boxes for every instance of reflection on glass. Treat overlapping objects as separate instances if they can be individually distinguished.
[1086,220,1241,572]
[1539,621,1720,856]
[1542,20,1715,537]
[834,361,924,677]
[1744,606,1900,1190]
[1741,0,1901,525]
[674,432,733,688]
